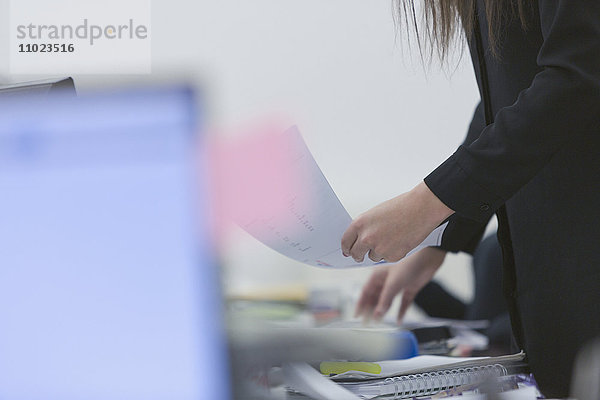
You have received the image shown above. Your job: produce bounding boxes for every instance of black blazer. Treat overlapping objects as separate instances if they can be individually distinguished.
[424,1,600,397]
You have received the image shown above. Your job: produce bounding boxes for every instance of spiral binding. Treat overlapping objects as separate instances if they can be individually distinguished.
[366,363,507,399]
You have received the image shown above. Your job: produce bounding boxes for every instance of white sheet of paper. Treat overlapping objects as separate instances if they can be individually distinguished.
[329,355,488,380]
[283,362,361,400]
[236,127,447,268]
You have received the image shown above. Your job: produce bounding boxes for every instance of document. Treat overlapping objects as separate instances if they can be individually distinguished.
[230,126,447,269]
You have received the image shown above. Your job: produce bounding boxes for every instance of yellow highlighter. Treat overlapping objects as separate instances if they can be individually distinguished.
[320,361,382,376]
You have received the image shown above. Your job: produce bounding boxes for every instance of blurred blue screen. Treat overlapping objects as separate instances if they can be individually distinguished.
[0,88,230,399]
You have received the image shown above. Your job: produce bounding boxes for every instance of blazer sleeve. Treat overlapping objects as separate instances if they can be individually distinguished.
[437,102,490,254]
[424,0,600,223]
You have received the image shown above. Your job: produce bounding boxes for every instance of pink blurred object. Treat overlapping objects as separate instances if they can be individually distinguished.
[208,120,313,244]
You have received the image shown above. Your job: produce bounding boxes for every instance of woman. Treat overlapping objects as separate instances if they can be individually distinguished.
[342,1,600,396]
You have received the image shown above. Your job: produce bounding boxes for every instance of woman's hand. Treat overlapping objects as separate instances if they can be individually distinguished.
[355,247,447,322]
[341,182,453,263]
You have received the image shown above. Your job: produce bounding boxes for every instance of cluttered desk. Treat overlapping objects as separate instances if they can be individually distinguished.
[0,83,597,400]
[227,286,535,400]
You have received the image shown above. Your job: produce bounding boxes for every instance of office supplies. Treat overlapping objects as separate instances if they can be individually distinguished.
[389,330,420,359]
[411,325,453,344]
[403,317,491,355]
[318,330,419,364]
[403,318,491,331]
[0,87,230,399]
[228,323,398,369]
[325,352,526,399]
[285,353,531,400]
[338,363,508,399]
[229,322,399,400]
[226,125,447,268]
[329,352,525,381]
[321,362,383,376]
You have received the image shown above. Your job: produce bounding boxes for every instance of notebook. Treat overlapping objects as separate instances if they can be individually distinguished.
[338,363,507,399]
[285,352,530,400]
[332,352,527,399]
[329,352,526,381]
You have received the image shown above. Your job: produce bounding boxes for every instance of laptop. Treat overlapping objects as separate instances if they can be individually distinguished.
[0,87,230,399]
[0,77,76,98]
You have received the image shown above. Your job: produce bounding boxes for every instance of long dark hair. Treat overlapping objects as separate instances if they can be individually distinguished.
[395,0,528,61]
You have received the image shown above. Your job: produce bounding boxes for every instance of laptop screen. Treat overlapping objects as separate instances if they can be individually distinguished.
[0,88,230,399]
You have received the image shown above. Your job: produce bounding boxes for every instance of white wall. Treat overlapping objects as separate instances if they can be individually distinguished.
[76,1,482,307]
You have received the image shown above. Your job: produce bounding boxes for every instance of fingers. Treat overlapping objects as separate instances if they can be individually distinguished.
[342,221,374,263]
[397,291,416,323]
[354,269,387,318]
[342,219,377,263]
[354,286,374,318]
[341,226,358,258]
[349,240,371,263]
[342,217,390,264]
[372,278,399,321]
[368,249,384,263]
